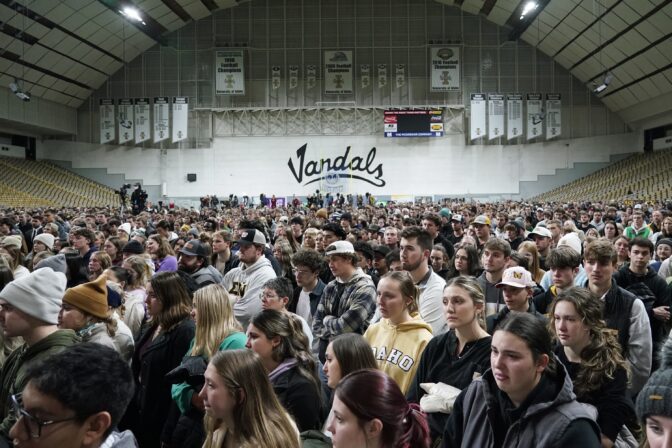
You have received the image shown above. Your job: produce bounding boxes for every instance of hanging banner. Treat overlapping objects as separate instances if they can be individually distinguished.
[99,99,115,144]
[430,46,460,92]
[172,97,188,143]
[117,99,134,144]
[487,94,504,140]
[306,65,316,90]
[470,93,486,141]
[526,93,543,140]
[377,64,387,88]
[507,94,523,140]
[324,50,353,95]
[288,65,299,90]
[271,66,281,90]
[134,98,150,144]
[153,97,169,143]
[395,64,406,88]
[361,64,370,89]
[215,49,245,95]
[546,93,562,140]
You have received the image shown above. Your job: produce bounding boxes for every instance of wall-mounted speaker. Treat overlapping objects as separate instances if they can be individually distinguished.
[187,173,197,182]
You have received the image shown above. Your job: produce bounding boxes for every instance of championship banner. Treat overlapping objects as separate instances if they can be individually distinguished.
[361,65,370,88]
[271,66,281,90]
[134,98,150,144]
[215,50,245,95]
[507,94,523,140]
[470,93,486,141]
[377,64,387,88]
[395,64,406,88]
[526,93,543,140]
[117,98,134,144]
[306,65,316,90]
[171,97,188,143]
[288,65,299,90]
[546,93,562,140]
[430,46,460,92]
[488,94,504,140]
[324,50,353,95]
[153,97,169,143]
[99,99,115,144]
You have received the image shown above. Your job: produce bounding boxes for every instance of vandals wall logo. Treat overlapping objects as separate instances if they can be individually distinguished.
[287,144,385,192]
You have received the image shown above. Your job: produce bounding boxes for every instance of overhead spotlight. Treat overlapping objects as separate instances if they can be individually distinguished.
[592,71,613,94]
[120,6,146,25]
[520,1,538,19]
[8,79,30,102]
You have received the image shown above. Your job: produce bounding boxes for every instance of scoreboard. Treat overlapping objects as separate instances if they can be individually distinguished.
[384,109,444,137]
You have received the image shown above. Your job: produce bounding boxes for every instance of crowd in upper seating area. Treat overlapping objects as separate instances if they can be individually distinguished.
[0,196,671,448]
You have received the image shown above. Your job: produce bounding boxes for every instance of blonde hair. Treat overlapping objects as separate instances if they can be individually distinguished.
[445,276,486,330]
[203,350,299,448]
[380,271,420,314]
[191,284,242,359]
[123,255,151,290]
[518,241,544,284]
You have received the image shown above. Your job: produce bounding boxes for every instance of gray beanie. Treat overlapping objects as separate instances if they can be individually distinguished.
[34,254,67,274]
[0,267,66,324]
[637,336,672,420]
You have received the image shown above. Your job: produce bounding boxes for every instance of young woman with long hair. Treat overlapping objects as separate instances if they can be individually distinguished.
[614,235,631,270]
[602,220,620,242]
[518,240,545,284]
[200,349,300,448]
[146,233,177,273]
[444,245,481,279]
[117,257,149,339]
[104,236,125,266]
[444,313,601,447]
[87,250,111,281]
[273,239,298,290]
[430,245,450,279]
[166,284,246,448]
[246,309,323,431]
[407,276,491,442]
[364,271,432,394]
[328,369,430,448]
[323,333,378,391]
[549,287,637,447]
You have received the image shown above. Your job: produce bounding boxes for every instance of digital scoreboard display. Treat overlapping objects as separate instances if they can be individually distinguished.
[384,109,444,137]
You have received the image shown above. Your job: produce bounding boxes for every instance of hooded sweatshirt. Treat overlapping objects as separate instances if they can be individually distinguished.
[223,255,277,329]
[364,314,433,394]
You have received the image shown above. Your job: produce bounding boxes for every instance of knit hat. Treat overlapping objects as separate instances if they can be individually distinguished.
[35,254,67,274]
[118,223,132,236]
[0,267,66,324]
[33,233,55,251]
[439,208,452,218]
[122,240,145,254]
[656,238,672,250]
[636,337,672,420]
[558,233,582,256]
[1,235,22,250]
[62,276,109,319]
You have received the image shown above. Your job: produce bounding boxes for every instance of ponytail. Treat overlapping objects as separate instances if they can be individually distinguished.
[399,402,430,448]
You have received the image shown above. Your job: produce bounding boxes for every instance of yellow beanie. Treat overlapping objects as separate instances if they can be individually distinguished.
[62,276,109,319]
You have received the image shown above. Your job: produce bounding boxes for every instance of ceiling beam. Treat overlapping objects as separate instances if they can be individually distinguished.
[479,0,497,17]
[601,61,672,98]
[506,0,551,42]
[161,0,192,22]
[200,0,219,11]
[0,49,92,90]
[97,0,169,45]
[0,70,87,101]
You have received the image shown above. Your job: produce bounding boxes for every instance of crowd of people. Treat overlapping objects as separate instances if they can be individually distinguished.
[0,196,670,447]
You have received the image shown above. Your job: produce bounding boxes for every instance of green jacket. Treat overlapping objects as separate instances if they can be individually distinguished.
[0,329,80,438]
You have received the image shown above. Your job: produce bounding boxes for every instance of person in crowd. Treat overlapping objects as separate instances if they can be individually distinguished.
[422,213,455,259]
[447,214,465,246]
[652,237,672,273]
[504,220,525,251]
[328,369,430,448]
[372,245,390,277]
[199,349,300,448]
[624,211,651,240]
[112,259,148,339]
[528,226,552,270]
[166,284,245,448]
[430,245,450,279]
[0,237,29,280]
[406,276,491,442]
[476,238,512,317]
[246,309,323,431]
[614,235,631,269]
[210,230,236,276]
[445,244,481,281]
[652,216,672,245]
[602,220,620,242]
[289,249,326,326]
[443,312,601,447]
[8,343,136,448]
[517,240,545,285]
[103,236,125,267]
[125,271,195,448]
[550,287,637,447]
[24,233,54,271]
[636,336,672,448]
[70,227,96,266]
[87,250,111,281]
[364,271,432,394]
[147,233,178,273]
[261,277,313,346]
[323,333,378,392]
[486,266,546,334]
[583,239,652,394]
[273,239,298,290]
[178,239,223,289]
[59,275,134,362]
[0,268,79,442]
[533,246,582,314]
[383,227,400,250]
[302,227,319,250]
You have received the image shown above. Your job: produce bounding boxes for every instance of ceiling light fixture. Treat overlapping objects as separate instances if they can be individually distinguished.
[120,6,146,25]
[9,78,31,101]
[520,1,538,19]
[593,72,613,94]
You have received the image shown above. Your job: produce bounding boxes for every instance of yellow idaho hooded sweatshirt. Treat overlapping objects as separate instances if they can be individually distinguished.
[364,313,433,394]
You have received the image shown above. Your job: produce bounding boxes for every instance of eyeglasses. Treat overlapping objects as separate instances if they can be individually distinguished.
[11,394,78,439]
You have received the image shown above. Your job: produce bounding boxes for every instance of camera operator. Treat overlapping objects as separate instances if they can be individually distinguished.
[130,183,147,215]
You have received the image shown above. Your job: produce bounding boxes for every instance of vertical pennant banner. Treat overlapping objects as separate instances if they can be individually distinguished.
[395,64,406,88]
[271,66,281,90]
[134,98,150,144]
[507,94,523,140]
[487,94,504,140]
[99,99,115,144]
[288,66,299,90]
[305,65,316,90]
[172,97,188,143]
[546,93,562,140]
[361,64,370,88]
[215,50,245,95]
[430,46,461,92]
[377,64,387,88]
[117,99,134,144]
[324,50,353,95]
[526,93,543,140]
[470,93,486,141]
[153,97,169,143]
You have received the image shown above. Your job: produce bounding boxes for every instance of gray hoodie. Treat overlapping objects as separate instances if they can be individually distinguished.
[223,255,276,329]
